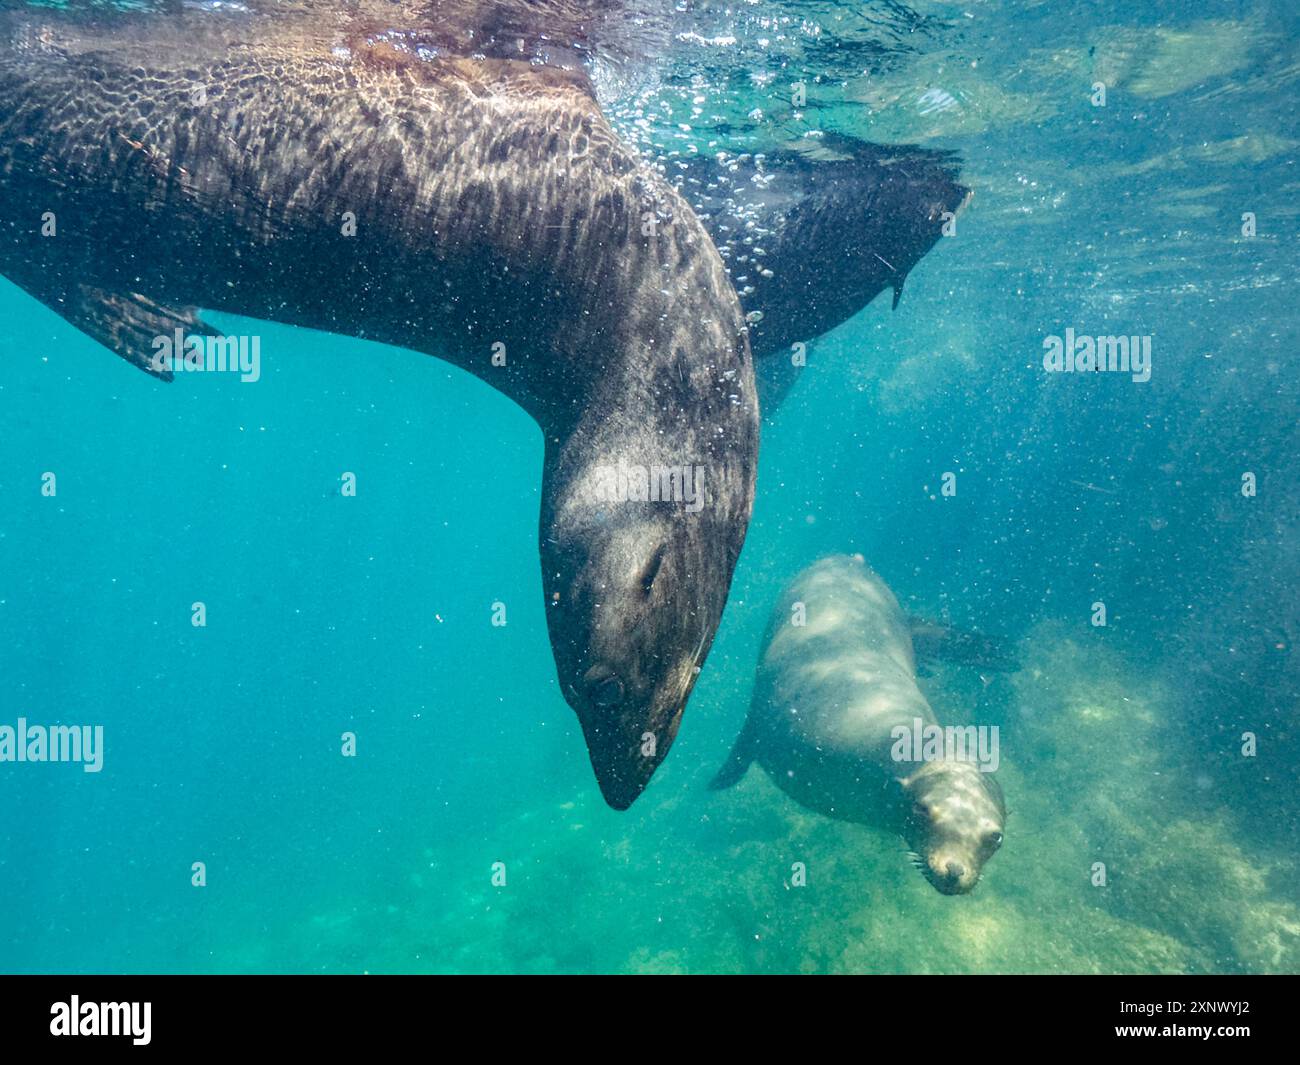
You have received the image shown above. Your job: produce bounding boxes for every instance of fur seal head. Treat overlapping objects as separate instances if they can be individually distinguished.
[903,760,1006,895]
[542,365,755,810]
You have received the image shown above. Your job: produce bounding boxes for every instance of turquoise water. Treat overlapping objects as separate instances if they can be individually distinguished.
[1,1,1297,973]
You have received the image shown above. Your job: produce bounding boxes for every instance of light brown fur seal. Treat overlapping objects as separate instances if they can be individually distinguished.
[711,555,1006,894]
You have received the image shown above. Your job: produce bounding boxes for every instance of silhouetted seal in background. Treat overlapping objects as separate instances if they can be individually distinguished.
[710,555,1005,894]
[0,2,757,808]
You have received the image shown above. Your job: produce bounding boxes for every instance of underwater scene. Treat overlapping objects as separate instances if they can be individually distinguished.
[0,0,1296,976]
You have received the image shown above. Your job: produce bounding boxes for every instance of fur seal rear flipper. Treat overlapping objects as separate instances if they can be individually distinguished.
[678,136,970,412]
[0,5,758,809]
[711,556,1005,894]
[907,618,1021,674]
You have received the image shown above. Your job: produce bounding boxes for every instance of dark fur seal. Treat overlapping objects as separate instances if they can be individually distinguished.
[0,3,756,808]
[710,555,1005,894]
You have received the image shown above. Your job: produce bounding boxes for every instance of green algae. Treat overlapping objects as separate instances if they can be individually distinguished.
[272,619,1298,974]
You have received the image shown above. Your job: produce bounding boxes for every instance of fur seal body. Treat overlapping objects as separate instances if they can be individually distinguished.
[711,555,1005,893]
[0,4,757,808]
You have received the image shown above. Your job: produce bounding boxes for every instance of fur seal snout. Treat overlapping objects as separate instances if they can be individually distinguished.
[904,760,1004,895]
[710,555,1005,894]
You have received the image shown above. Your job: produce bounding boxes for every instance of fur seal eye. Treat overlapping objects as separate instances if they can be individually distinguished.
[989,831,1003,847]
[639,545,666,597]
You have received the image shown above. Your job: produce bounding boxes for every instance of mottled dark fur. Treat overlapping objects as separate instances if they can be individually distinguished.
[0,6,757,808]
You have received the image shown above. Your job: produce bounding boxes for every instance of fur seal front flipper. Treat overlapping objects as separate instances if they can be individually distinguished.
[707,710,758,792]
[712,556,1005,894]
[0,6,758,809]
[61,287,220,381]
